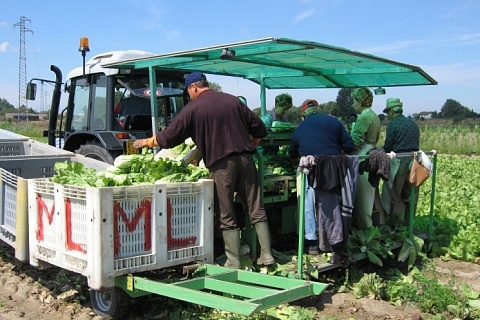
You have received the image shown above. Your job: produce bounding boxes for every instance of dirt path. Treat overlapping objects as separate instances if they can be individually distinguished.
[1,241,479,319]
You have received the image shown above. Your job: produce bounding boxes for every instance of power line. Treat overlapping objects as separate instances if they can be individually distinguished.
[14,16,33,123]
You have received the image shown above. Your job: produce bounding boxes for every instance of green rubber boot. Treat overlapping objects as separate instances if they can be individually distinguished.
[255,222,275,266]
[222,230,241,269]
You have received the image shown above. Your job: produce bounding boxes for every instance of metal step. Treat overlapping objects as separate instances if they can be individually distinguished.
[121,264,328,316]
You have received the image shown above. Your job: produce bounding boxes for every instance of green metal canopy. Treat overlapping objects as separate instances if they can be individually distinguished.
[104,37,437,89]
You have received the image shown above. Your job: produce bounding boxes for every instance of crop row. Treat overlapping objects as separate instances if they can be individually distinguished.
[378,124,480,155]
[416,155,480,262]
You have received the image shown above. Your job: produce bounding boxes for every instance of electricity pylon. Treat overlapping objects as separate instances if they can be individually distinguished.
[14,16,33,123]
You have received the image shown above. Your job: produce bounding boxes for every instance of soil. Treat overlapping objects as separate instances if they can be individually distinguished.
[1,241,479,320]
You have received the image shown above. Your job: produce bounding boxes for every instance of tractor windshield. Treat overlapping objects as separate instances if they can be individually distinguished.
[115,78,185,129]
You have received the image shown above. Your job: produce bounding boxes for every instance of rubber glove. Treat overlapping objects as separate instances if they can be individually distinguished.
[251,137,262,147]
[132,136,157,149]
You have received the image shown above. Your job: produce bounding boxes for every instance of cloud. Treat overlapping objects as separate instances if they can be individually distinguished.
[364,32,480,56]
[132,3,182,40]
[0,42,9,52]
[454,33,480,46]
[292,9,315,24]
[426,60,480,86]
[357,40,427,55]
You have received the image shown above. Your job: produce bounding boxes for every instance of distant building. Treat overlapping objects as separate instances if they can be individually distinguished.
[414,111,435,119]
[2,113,40,121]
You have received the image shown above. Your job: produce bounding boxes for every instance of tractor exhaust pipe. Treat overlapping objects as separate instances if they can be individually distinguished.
[48,65,62,146]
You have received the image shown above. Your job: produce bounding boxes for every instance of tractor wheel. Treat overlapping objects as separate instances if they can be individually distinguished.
[75,142,117,164]
[90,287,131,319]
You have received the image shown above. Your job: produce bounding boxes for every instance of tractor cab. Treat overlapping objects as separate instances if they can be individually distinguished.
[27,48,187,164]
[113,78,185,131]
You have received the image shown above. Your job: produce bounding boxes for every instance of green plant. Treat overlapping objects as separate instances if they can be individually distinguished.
[397,236,424,270]
[51,149,209,187]
[385,266,470,317]
[347,227,394,266]
[352,272,385,300]
[384,268,420,304]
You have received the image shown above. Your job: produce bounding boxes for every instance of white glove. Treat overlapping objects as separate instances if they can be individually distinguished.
[387,151,396,159]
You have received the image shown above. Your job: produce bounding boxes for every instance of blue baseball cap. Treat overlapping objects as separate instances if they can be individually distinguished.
[184,72,206,87]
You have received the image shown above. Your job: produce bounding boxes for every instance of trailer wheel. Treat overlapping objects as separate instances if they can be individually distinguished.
[90,287,130,319]
[76,142,116,164]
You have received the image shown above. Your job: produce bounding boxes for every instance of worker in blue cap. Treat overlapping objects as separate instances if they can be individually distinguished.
[133,71,275,268]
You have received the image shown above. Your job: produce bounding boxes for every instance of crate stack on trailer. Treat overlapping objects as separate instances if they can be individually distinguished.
[28,178,214,289]
[0,130,77,262]
[0,130,214,290]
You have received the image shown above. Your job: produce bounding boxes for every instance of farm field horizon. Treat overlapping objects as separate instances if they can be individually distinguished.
[0,119,479,319]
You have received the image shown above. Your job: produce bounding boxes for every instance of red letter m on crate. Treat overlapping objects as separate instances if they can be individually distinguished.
[35,194,55,241]
[113,199,152,257]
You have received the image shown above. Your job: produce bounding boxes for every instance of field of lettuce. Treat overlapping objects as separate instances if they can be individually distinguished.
[377,123,480,264]
[416,155,480,263]
[1,120,479,319]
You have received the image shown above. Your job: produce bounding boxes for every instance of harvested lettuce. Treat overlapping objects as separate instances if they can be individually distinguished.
[52,149,209,187]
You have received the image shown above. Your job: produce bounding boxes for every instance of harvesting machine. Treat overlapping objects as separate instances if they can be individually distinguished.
[2,37,439,318]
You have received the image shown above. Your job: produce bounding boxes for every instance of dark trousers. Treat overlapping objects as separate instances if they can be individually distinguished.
[209,153,267,230]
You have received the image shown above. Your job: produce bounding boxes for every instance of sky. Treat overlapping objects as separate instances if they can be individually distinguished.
[1,0,479,116]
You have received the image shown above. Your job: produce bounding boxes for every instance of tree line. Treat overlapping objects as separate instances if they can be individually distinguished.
[253,88,479,126]
[2,88,478,123]
[0,98,37,115]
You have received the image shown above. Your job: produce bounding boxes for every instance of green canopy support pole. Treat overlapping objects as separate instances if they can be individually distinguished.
[428,152,438,241]
[260,77,266,117]
[297,172,306,276]
[148,66,160,153]
[148,66,159,137]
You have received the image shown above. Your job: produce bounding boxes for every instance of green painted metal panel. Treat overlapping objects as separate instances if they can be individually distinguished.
[130,276,261,315]
[121,265,328,316]
[177,278,279,299]
[204,265,328,295]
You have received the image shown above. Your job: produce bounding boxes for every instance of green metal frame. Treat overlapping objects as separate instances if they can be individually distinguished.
[117,265,328,316]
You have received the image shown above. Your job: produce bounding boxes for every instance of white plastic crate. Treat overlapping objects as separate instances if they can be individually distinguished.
[0,129,29,141]
[0,155,109,262]
[0,139,73,157]
[0,156,72,261]
[28,179,214,289]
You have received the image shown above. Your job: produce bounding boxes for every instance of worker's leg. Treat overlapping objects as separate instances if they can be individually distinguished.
[386,158,410,227]
[209,157,240,268]
[222,230,241,269]
[352,171,375,229]
[304,179,319,254]
[254,221,275,265]
[381,158,399,226]
[400,161,418,228]
[235,154,274,266]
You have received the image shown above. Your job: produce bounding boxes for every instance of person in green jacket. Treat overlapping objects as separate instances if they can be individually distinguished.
[381,98,420,227]
[350,87,382,229]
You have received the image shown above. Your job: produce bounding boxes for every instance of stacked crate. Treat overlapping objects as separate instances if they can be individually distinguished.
[28,179,214,289]
[0,135,109,262]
